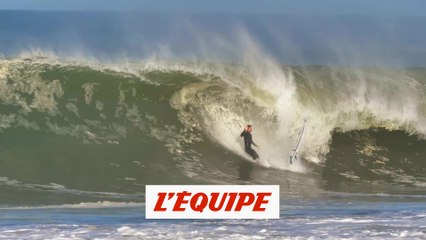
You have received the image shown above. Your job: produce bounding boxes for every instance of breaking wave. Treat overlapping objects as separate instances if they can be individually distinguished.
[0,52,425,205]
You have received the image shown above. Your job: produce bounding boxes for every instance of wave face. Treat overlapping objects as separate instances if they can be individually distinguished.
[0,55,426,205]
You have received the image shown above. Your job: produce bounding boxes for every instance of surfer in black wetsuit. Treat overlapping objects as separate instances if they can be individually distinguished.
[240,125,259,160]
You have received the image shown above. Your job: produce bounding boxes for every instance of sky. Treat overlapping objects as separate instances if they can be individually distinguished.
[0,0,425,16]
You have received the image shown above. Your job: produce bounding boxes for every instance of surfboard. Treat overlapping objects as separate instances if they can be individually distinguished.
[289,119,307,164]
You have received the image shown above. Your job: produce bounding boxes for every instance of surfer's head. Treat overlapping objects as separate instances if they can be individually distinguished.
[246,124,253,133]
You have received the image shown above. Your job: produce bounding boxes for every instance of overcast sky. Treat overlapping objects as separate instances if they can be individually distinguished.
[0,0,425,15]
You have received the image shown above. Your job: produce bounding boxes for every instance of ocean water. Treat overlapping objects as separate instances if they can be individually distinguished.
[0,10,425,239]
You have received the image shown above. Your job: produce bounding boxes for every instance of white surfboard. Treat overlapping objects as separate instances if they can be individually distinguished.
[289,119,307,164]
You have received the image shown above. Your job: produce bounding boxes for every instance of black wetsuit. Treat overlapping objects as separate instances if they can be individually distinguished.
[240,130,259,160]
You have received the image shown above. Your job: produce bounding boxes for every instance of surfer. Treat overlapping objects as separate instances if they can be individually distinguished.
[240,125,259,161]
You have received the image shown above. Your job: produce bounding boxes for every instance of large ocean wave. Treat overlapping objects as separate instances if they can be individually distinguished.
[0,53,425,205]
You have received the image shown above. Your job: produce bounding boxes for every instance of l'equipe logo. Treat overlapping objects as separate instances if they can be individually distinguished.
[145,185,279,219]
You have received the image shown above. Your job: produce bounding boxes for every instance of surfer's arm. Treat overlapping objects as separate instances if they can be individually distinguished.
[240,131,245,137]
[252,140,258,147]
